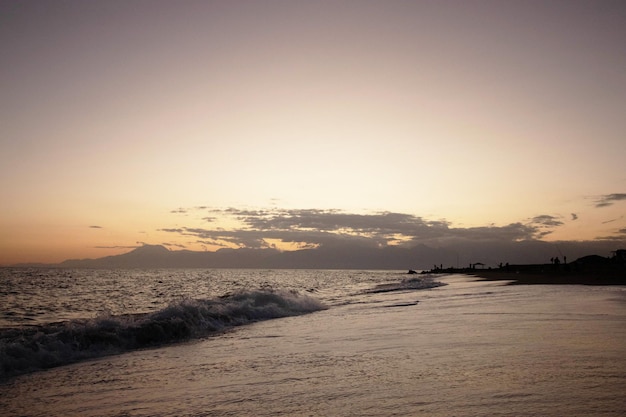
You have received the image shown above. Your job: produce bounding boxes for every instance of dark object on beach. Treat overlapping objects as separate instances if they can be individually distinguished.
[407,270,417,274]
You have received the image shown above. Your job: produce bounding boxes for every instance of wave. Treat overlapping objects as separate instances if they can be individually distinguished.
[0,289,326,380]
[366,275,447,294]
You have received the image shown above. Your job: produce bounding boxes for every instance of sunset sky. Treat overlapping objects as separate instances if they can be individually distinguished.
[1,0,625,265]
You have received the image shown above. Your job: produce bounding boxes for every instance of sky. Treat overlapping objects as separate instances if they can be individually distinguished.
[1,0,625,265]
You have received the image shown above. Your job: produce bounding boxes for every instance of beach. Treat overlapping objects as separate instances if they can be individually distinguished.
[3,2,626,415]
[468,266,626,286]
[1,271,625,416]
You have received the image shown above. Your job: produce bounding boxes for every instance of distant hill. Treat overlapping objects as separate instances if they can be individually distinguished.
[14,241,625,270]
[54,244,446,270]
[57,245,283,269]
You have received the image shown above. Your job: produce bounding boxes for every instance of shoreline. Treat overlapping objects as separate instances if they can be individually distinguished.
[465,269,626,286]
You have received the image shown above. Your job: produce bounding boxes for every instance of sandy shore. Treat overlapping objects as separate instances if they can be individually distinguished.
[467,268,626,285]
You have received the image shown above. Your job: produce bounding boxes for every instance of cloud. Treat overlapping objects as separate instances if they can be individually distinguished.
[595,235,626,241]
[195,239,230,248]
[594,193,626,208]
[530,215,563,227]
[89,225,103,229]
[172,206,211,214]
[161,207,547,250]
[93,245,138,249]
[163,242,187,249]
[159,228,185,233]
[594,223,626,240]
[518,215,565,239]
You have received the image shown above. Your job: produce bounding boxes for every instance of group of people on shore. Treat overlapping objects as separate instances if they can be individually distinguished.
[550,256,566,265]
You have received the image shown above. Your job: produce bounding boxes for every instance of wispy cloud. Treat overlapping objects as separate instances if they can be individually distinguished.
[522,215,565,238]
[94,245,138,249]
[89,225,103,229]
[594,193,626,208]
[594,224,626,240]
[163,242,187,249]
[530,215,563,227]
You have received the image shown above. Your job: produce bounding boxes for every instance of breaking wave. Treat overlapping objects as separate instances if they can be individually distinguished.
[366,274,447,294]
[0,289,326,380]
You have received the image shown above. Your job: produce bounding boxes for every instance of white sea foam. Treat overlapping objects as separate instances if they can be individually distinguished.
[366,274,447,293]
[0,268,442,380]
[0,288,326,379]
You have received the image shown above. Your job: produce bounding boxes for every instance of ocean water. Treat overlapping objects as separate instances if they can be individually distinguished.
[1,268,625,416]
[0,268,442,379]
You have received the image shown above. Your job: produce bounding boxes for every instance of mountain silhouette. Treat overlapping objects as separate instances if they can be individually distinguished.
[27,241,625,270]
[55,244,444,269]
[58,245,283,269]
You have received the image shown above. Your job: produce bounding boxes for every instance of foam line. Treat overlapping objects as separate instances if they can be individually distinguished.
[0,289,326,380]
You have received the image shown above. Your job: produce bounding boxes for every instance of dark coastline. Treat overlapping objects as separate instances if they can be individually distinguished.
[468,268,626,286]
[445,263,626,285]
[423,251,626,285]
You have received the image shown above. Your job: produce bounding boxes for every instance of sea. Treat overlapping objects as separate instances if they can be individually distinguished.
[1,268,625,416]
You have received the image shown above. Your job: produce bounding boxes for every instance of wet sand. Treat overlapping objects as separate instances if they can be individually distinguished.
[468,268,626,285]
